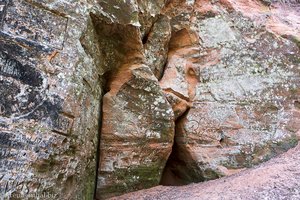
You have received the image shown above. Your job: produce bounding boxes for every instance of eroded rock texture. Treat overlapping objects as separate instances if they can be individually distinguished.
[92,1,175,199]
[0,0,104,199]
[0,0,175,199]
[160,0,300,185]
[113,141,300,200]
[99,65,174,198]
[96,0,300,197]
[0,0,299,199]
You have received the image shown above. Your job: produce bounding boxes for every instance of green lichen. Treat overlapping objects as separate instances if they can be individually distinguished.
[251,134,299,165]
[32,156,57,173]
[202,168,224,180]
[274,135,299,151]
[81,169,96,200]
[219,134,299,170]
[289,35,300,49]
[64,144,77,156]
[101,162,163,198]
[130,11,140,25]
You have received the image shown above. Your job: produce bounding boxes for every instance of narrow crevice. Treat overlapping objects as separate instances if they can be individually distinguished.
[158,60,168,81]
[142,20,153,45]
[89,9,145,199]
[83,13,119,200]
[163,88,190,102]
[102,70,114,94]
[142,32,150,45]
[142,15,160,45]
[92,57,125,200]
[160,108,191,186]
[160,142,185,186]
[93,76,108,200]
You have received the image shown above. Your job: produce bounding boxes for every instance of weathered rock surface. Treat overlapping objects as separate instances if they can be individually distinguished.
[160,0,300,185]
[0,0,104,199]
[99,64,174,199]
[144,15,171,80]
[113,141,300,200]
[1,0,175,199]
[0,0,299,199]
[227,0,300,43]
[93,0,175,199]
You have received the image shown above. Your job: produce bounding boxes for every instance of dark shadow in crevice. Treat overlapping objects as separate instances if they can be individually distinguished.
[142,32,150,45]
[157,59,168,81]
[89,10,144,199]
[84,13,116,200]
[141,13,160,45]
[159,108,197,186]
[160,142,188,186]
[93,75,109,200]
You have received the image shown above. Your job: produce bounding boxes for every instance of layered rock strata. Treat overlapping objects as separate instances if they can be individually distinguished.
[0,0,299,199]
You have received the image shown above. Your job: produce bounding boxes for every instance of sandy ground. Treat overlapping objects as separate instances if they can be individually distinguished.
[111,143,300,200]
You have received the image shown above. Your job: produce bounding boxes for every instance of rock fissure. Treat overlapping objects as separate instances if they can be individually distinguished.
[160,107,192,186]
[93,79,107,200]
[94,0,300,197]
[0,0,299,200]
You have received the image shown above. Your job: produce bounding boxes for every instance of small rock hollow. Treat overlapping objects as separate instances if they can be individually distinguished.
[160,108,195,186]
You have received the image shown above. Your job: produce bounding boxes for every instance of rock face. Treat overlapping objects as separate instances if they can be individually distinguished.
[0,0,299,199]
[98,0,300,196]
[113,141,300,200]
[90,1,176,199]
[0,0,175,199]
[99,65,174,198]
[160,0,300,185]
[0,0,103,199]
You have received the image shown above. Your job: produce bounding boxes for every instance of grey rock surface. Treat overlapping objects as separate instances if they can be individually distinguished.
[0,0,299,199]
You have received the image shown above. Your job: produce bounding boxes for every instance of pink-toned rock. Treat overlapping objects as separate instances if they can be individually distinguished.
[93,1,178,198]
[159,28,200,101]
[98,63,175,199]
[160,0,300,185]
[1,1,299,199]
[163,91,190,120]
[223,0,300,42]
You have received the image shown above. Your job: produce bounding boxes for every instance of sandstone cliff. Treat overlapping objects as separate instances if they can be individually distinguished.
[0,0,299,200]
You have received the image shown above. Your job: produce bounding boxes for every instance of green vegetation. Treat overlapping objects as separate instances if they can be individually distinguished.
[101,163,163,198]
